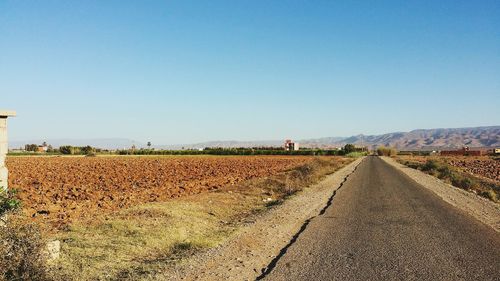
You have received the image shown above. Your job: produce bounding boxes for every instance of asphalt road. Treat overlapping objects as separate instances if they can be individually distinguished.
[261,156,500,281]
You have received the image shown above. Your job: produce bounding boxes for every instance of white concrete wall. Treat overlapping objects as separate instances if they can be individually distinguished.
[0,118,8,190]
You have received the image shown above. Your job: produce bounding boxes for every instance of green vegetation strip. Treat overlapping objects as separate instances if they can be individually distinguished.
[9,144,368,156]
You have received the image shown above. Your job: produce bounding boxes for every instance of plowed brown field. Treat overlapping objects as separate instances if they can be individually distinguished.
[447,157,500,183]
[397,155,500,183]
[6,156,314,228]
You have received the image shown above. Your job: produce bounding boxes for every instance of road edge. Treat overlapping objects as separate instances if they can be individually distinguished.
[381,156,500,232]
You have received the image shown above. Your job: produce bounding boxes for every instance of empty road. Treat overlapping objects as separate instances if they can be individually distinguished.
[261,156,500,281]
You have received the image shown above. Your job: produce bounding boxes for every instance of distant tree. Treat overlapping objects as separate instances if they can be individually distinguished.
[81,146,95,155]
[147,142,152,149]
[42,141,47,147]
[24,144,38,152]
[343,144,356,154]
[59,146,74,155]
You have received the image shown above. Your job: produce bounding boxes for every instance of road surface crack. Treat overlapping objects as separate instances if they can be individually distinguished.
[255,160,363,280]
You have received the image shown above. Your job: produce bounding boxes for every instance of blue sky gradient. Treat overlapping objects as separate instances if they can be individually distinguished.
[1,1,499,144]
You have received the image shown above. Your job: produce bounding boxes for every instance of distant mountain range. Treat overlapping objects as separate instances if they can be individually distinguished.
[333,126,500,150]
[165,126,499,150]
[10,126,500,151]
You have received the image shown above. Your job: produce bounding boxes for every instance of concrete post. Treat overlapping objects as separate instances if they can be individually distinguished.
[0,110,16,191]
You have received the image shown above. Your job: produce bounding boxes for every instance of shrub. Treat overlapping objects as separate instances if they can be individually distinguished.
[346,152,367,158]
[448,174,461,187]
[0,214,50,281]
[437,166,453,179]
[458,177,475,190]
[377,146,397,156]
[421,160,438,172]
[450,173,476,190]
[0,188,21,217]
[1,189,51,281]
[481,190,498,202]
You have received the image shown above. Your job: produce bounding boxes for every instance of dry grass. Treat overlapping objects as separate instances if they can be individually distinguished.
[397,156,499,203]
[52,194,254,280]
[49,157,352,280]
[0,213,51,281]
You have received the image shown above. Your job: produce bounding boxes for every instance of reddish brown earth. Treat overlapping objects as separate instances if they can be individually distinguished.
[446,157,500,182]
[6,156,313,228]
[397,156,500,183]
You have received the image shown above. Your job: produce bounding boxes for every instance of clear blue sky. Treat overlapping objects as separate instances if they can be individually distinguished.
[1,0,499,144]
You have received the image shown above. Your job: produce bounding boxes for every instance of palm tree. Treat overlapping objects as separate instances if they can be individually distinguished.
[147,141,152,149]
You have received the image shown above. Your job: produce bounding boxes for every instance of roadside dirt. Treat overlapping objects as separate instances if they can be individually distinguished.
[155,158,365,281]
[382,157,500,232]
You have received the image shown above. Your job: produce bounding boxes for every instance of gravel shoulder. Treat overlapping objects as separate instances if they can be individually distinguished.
[382,156,500,232]
[159,157,365,281]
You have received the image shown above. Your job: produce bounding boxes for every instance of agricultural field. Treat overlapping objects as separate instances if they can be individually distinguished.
[6,155,314,228]
[396,155,499,202]
[446,157,500,182]
[398,155,500,183]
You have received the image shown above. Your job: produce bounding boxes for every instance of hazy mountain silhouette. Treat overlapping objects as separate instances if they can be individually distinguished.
[10,126,499,150]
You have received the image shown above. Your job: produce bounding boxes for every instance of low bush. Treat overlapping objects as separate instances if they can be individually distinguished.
[437,165,453,179]
[377,146,397,156]
[345,152,368,158]
[0,214,51,281]
[481,190,498,202]
[1,188,51,281]
[422,160,438,172]
[0,188,21,217]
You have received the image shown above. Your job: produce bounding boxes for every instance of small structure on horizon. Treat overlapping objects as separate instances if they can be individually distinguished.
[37,145,49,153]
[284,139,299,151]
[440,146,487,156]
[0,110,16,191]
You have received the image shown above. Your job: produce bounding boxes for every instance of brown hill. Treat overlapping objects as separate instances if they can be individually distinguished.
[326,126,500,150]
